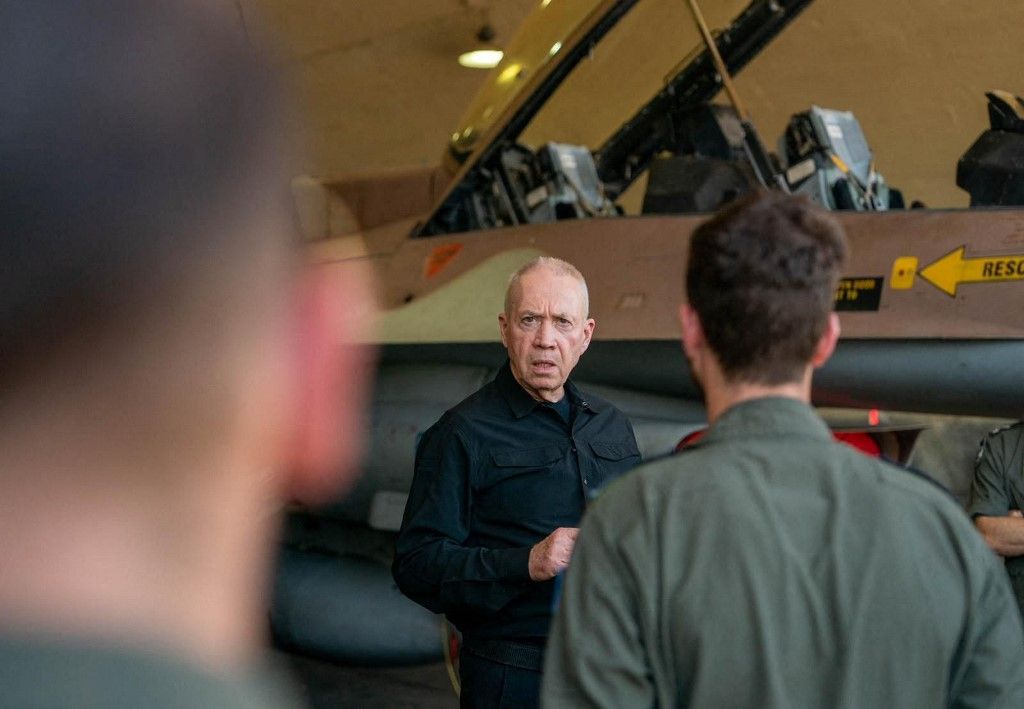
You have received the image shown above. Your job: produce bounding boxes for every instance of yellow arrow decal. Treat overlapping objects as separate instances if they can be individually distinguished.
[918,246,1024,297]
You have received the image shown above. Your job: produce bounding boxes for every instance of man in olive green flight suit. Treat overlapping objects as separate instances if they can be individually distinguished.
[970,422,1024,618]
[542,191,1024,708]
[0,3,373,706]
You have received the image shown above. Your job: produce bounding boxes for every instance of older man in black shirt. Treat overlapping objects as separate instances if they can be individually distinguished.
[393,257,640,708]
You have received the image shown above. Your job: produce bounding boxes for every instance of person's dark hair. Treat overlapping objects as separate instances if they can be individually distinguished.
[0,2,288,390]
[685,191,848,384]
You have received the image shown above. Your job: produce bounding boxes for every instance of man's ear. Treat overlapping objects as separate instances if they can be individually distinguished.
[810,312,840,369]
[679,303,705,364]
[580,317,595,353]
[498,312,509,348]
[283,261,375,504]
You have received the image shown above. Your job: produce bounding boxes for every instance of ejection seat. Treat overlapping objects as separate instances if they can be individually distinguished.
[957,90,1024,206]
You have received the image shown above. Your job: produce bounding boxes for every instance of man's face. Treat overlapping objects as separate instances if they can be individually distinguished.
[499,267,595,403]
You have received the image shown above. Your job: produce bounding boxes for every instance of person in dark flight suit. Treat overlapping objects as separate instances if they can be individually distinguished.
[969,422,1024,618]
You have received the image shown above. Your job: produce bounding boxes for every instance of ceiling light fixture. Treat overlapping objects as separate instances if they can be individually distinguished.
[458,4,503,69]
[458,48,503,69]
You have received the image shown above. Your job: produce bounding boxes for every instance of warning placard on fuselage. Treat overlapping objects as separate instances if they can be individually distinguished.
[835,276,883,312]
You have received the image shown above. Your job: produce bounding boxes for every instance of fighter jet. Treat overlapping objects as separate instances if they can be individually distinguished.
[272,0,1024,669]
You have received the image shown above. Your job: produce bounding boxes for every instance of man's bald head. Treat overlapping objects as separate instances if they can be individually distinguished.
[504,257,590,319]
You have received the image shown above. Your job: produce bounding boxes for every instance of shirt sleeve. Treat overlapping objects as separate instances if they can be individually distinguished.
[949,551,1024,707]
[541,489,655,708]
[968,430,1012,519]
[622,416,642,465]
[391,416,532,617]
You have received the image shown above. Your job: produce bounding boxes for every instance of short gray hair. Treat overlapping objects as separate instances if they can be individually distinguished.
[504,256,590,317]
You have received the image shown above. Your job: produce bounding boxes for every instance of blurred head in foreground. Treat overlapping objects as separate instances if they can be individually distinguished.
[0,0,372,672]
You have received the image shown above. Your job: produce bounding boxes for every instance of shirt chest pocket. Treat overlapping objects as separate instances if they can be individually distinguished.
[586,440,642,488]
[479,445,567,514]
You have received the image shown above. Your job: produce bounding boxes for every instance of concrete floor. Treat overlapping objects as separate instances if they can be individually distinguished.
[282,653,457,709]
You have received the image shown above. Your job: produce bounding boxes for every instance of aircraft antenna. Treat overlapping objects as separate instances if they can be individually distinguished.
[685,0,748,120]
[683,0,788,192]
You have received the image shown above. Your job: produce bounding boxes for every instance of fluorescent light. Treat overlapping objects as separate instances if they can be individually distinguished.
[458,49,504,69]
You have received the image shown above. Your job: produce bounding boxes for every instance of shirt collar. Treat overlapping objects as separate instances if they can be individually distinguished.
[495,361,600,419]
[700,396,832,446]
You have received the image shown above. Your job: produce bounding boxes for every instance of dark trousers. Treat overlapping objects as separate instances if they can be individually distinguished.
[460,647,542,709]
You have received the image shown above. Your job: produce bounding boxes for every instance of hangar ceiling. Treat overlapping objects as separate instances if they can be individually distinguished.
[240,0,1024,208]
[238,0,536,175]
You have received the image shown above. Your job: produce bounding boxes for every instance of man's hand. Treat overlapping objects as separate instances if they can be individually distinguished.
[529,527,579,581]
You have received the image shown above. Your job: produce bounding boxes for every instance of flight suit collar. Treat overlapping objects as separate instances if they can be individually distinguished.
[701,396,832,445]
[495,361,601,420]
[0,631,300,709]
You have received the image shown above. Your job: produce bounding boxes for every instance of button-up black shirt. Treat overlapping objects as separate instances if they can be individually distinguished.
[392,362,641,643]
